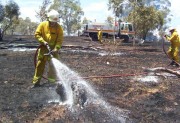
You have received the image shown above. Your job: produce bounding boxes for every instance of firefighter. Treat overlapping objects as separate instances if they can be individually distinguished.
[164,27,180,67]
[32,9,64,87]
[97,28,103,43]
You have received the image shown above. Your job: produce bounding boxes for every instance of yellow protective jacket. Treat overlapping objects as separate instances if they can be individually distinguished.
[166,29,180,48]
[165,29,180,62]
[35,21,63,59]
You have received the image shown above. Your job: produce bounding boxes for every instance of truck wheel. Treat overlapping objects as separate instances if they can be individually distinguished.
[90,33,98,41]
[120,35,129,42]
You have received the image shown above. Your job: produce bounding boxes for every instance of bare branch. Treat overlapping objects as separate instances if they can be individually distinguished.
[35,0,51,22]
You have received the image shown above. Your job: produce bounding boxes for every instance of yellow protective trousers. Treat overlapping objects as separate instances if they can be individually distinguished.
[32,46,59,84]
[167,46,179,63]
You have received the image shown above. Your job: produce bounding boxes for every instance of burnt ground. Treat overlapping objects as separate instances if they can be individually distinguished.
[0,36,180,123]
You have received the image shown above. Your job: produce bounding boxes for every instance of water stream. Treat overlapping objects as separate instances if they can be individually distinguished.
[49,58,131,123]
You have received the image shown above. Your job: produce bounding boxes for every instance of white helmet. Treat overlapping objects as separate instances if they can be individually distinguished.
[47,10,59,22]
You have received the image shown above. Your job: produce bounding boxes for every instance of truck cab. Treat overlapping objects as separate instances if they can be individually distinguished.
[118,22,135,42]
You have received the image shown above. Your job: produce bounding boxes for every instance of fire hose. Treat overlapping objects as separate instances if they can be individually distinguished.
[83,37,180,79]
[31,37,180,84]
[34,45,148,81]
[81,72,147,79]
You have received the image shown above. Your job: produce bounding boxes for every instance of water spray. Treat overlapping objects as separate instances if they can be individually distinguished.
[34,44,67,102]
[44,44,67,102]
[33,44,130,122]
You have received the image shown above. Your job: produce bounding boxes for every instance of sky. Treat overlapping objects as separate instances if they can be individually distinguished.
[1,0,180,31]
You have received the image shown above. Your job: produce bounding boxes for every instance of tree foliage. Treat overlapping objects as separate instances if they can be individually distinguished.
[128,5,164,39]
[50,0,84,35]
[106,16,114,27]
[108,0,171,39]
[11,17,38,35]
[35,0,51,22]
[82,17,89,24]
[35,0,84,35]
[0,0,20,40]
[0,3,4,40]
[108,0,124,17]
[0,3,4,22]
[4,0,20,19]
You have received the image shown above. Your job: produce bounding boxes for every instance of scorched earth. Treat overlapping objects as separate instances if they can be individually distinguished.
[0,36,179,123]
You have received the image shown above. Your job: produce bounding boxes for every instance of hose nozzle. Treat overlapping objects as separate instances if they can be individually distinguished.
[44,44,53,57]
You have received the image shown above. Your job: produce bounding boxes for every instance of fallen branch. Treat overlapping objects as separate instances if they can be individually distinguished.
[143,67,180,77]
[62,45,103,51]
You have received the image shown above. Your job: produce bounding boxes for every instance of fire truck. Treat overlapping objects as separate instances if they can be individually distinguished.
[81,21,135,42]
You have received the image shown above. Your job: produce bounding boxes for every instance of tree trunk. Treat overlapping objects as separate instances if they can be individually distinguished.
[0,28,2,41]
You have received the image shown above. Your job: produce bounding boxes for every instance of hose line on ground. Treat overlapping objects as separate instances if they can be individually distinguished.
[33,46,147,81]
[81,72,147,79]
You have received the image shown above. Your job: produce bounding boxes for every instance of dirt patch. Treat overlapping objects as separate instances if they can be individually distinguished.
[0,36,179,123]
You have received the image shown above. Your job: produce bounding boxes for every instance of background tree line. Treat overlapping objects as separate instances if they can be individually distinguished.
[0,0,38,40]
[0,0,172,41]
[108,0,171,40]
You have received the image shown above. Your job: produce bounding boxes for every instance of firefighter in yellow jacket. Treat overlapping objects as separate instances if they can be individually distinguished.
[97,28,103,43]
[32,10,63,87]
[165,27,180,67]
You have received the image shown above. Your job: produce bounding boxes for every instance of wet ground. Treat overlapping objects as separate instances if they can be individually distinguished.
[0,36,180,123]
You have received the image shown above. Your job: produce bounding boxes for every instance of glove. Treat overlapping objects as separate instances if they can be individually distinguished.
[52,48,58,54]
[164,35,168,38]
